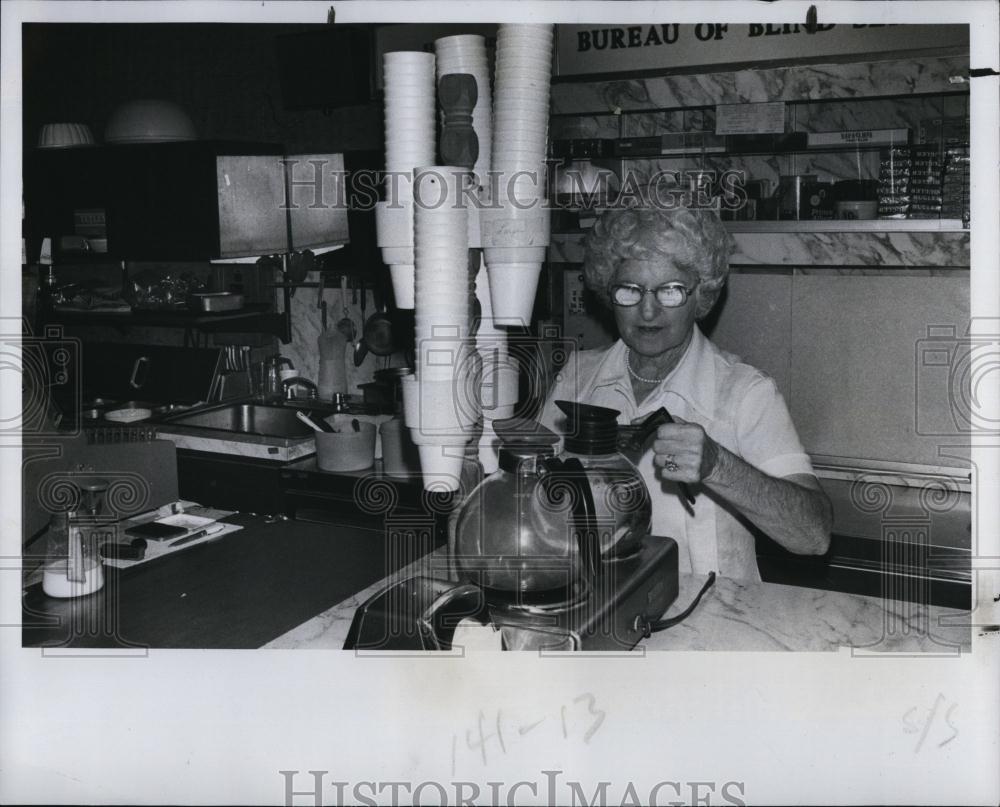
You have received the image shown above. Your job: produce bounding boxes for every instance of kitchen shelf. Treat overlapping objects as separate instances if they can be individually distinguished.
[553,138,917,162]
[561,208,968,234]
[722,219,968,233]
[44,303,290,343]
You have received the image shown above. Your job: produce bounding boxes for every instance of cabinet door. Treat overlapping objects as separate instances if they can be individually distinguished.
[216,155,289,258]
[286,153,350,251]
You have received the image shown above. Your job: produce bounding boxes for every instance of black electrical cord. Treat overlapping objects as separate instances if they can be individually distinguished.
[646,571,717,633]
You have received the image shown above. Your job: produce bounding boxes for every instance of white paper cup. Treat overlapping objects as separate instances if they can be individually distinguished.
[385,51,436,68]
[492,148,548,166]
[415,329,471,349]
[494,74,549,89]
[495,73,550,84]
[414,271,474,284]
[492,119,549,138]
[436,34,487,49]
[383,98,436,112]
[414,289,472,303]
[414,335,473,361]
[389,264,415,309]
[479,203,551,249]
[384,113,435,129]
[384,86,436,100]
[413,235,468,253]
[414,288,473,302]
[384,131,435,149]
[493,103,549,120]
[495,55,553,71]
[414,216,468,233]
[402,374,476,434]
[414,309,471,326]
[493,126,547,143]
[412,166,470,209]
[415,445,466,491]
[375,201,414,248]
[492,175,548,202]
[380,418,421,477]
[497,24,554,41]
[486,262,543,326]
[385,150,435,172]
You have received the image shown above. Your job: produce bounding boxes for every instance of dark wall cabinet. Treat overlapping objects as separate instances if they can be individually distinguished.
[25,141,290,262]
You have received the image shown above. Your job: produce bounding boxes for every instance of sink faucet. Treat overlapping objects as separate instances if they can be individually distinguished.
[282,376,318,401]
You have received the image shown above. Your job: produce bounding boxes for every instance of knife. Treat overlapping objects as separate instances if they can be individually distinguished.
[167,523,226,548]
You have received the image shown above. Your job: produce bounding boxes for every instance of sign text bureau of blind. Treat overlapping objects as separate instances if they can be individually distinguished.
[556,24,968,77]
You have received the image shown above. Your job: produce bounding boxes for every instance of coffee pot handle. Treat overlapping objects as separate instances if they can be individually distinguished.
[540,456,601,583]
[620,408,697,507]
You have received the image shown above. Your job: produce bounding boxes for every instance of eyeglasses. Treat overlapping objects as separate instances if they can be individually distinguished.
[609,282,697,308]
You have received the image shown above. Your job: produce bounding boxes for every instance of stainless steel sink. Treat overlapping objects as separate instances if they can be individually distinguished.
[154,399,354,460]
[165,403,316,438]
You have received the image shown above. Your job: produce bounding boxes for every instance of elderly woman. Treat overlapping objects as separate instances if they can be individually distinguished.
[537,207,832,581]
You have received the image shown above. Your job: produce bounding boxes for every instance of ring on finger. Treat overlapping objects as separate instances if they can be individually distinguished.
[663,454,678,473]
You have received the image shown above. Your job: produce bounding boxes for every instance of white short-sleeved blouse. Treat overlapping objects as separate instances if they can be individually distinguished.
[536,326,815,581]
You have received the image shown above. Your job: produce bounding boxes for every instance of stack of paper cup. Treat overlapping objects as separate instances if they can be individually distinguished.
[485,24,554,326]
[491,25,552,203]
[378,51,436,309]
[474,260,516,420]
[435,34,493,248]
[384,51,436,198]
[414,166,472,347]
[474,262,519,474]
[406,166,479,490]
[401,372,476,491]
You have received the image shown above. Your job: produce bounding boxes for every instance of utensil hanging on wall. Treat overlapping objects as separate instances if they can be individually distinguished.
[353,279,369,367]
[355,271,395,367]
[335,275,356,342]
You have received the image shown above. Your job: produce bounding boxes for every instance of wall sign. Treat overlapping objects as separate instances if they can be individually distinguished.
[715,102,785,135]
[555,24,968,77]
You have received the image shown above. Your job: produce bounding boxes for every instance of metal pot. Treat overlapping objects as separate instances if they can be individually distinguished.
[354,275,396,366]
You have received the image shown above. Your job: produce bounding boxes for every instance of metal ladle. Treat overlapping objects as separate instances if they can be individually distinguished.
[335,275,356,343]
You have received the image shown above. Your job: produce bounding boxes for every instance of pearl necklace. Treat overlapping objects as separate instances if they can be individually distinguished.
[626,348,668,384]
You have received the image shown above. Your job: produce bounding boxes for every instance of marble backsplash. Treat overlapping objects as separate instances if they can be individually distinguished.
[552,92,969,140]
[548,231,970,269]
[551,54,968,114]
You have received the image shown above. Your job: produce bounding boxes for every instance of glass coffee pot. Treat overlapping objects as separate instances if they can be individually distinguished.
[452,401,674,600]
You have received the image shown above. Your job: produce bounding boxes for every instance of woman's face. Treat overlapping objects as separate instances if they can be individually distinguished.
[611,259,700,358]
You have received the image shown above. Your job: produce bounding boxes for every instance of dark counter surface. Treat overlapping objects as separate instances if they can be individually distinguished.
[22,514,437,649]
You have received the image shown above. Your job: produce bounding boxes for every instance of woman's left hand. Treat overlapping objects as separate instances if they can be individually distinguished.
[650,418,720,483]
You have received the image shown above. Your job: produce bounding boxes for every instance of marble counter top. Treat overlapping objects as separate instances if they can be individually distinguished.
[265,549,971,653]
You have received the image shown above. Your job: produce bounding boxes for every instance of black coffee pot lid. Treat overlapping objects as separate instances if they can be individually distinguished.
[555,400,620,454]
[493,417,559,449]
[493,417,559,471]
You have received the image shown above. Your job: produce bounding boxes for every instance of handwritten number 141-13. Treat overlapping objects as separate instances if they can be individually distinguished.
[452,693,607,775]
